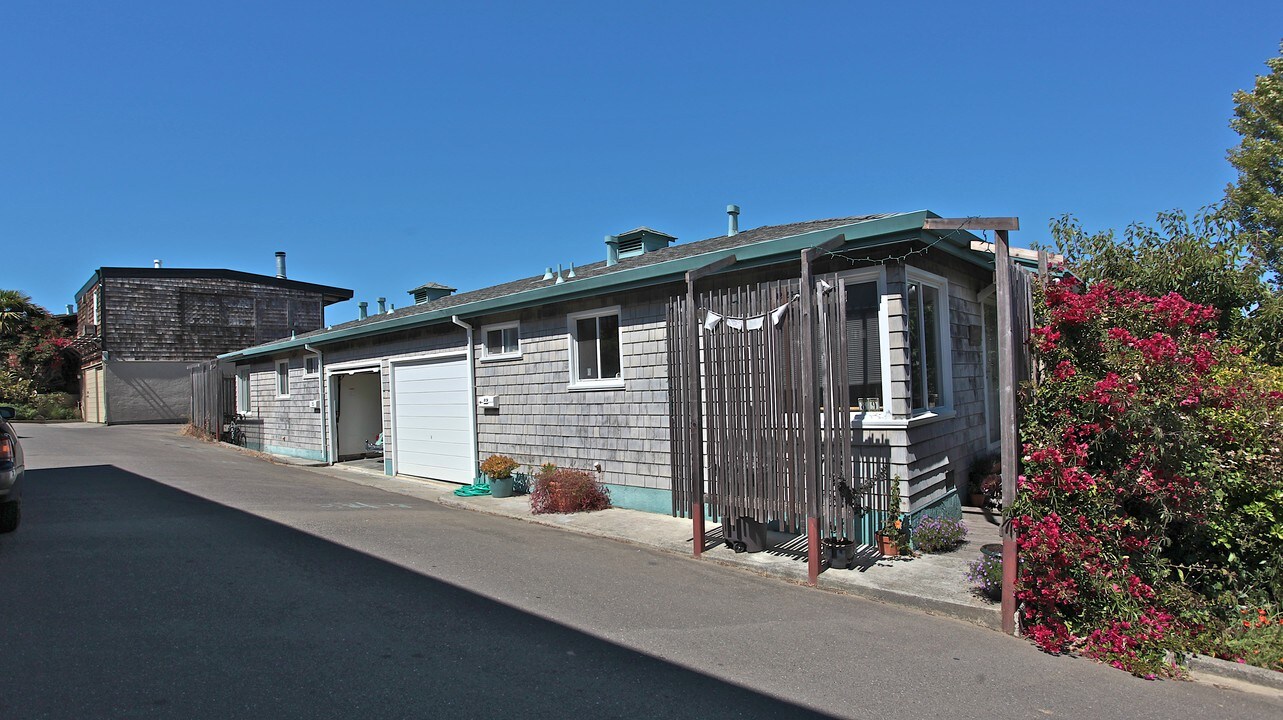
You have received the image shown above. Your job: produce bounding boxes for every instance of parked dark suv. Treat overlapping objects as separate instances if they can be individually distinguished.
[0,406,23,533]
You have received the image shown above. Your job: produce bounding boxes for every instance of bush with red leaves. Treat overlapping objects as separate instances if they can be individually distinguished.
[529,468,611,514]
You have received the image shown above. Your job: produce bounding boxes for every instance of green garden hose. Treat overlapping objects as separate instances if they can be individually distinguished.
[453,482,491,497]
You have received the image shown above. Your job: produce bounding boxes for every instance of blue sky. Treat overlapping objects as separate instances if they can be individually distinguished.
[2,2,1280,319]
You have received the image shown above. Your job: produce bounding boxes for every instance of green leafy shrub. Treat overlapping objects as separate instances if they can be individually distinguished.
[912,515,967,553]
[1210,606,1283,672]
[529,468,611,514]
[6,392,79,420]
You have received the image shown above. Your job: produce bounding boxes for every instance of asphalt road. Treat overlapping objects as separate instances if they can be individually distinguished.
[0,424,1278,719]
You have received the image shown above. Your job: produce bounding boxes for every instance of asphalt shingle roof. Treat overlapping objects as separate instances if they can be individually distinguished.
[298,215,889,342]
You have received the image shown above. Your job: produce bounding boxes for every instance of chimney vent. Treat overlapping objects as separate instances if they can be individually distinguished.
[66,304,74,315]
[377,297,387,314]
[605,235,619,266]
[275,251,287,279]
[358,302,368,320]
[727,204,740,237]
[153,259,162,268]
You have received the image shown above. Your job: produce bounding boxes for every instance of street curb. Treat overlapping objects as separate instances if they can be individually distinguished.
[1187,654,1283,694]
[435,494,1004,631]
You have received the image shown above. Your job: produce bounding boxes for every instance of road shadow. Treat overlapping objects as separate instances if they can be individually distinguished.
[0,466,837,720]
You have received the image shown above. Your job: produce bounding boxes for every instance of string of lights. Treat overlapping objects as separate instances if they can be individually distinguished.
[820,216,984,267]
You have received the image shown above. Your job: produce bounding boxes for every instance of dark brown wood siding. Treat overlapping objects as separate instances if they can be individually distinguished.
[102,276,326,362]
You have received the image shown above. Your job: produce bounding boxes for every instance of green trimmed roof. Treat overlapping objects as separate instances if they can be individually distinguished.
[221,210,984,361]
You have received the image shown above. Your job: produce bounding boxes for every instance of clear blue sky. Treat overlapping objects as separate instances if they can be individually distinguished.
[3,1,1280,320]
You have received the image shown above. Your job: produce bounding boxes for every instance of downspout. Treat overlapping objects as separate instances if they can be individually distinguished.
[304,343,329,463]
[451,315,479,480]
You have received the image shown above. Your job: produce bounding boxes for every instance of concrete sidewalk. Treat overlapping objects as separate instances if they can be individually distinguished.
[302,457,1004,630]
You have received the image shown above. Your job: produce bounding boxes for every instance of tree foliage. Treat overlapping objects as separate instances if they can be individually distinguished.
[1225,41,1283,280]
[0,289,74,401]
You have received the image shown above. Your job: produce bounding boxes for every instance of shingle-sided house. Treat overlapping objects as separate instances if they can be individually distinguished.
[75,255,352,424]
[218,211,1036,538]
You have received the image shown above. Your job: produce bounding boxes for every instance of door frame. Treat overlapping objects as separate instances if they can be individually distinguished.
[388,349,475,482]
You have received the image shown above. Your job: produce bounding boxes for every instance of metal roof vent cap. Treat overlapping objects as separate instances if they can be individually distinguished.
[727,204,740,237]
[275,251,287,279]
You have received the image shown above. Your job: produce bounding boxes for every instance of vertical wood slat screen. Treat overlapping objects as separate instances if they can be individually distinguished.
[667,275,854,537]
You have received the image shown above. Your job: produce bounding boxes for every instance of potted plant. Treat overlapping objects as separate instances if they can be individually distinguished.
[967,451,1000,508]
[821,476,868,569]
[480,454,520,498]
[968,546,1004,600]
[876,478,907,557]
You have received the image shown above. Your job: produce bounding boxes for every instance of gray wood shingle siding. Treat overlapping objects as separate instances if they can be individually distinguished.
[101,276,325,362]
[239,356,324,456]
[474,291,672,489]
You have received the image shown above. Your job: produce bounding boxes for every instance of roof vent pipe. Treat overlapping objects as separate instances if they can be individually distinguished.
[66,304,74,315]
[727,204,740,237]
[275,251,287,279]
[153,259,162,268]
[377,297,387,314]
[358,301,368,320]
[605,235,620,266]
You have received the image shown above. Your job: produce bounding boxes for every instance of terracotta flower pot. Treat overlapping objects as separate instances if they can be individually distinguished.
[876,532,899,557]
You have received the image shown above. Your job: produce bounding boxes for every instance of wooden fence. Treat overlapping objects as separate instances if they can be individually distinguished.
[189,360,233,438]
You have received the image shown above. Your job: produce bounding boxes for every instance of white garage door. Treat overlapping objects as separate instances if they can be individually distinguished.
[391,357,474,483]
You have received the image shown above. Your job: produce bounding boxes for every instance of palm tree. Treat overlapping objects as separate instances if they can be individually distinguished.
[0,289,44,337]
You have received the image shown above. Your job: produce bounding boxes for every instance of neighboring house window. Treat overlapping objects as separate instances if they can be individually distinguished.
[981,292,1001,446]
[236,367,251,413]
[276,360,291,398]
[843,272,885,412]
[906,270,951,411]
[304,357,319,376]
[567,307,622,388]
[481,322,520,360]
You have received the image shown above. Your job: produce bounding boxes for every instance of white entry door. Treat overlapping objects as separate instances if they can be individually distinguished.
[391,357,474,483]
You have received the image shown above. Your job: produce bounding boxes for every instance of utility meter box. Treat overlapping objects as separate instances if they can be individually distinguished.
[477,395,499,409]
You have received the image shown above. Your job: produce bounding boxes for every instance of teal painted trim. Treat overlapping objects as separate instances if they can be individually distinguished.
[221,212,941,361]
[602,483,672,515]
[263,444,325,462]
[907,490,963,526]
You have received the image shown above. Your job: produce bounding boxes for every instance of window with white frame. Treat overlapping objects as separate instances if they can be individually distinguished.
[842,270,886,413]
[481,322,521,360]
[276,360,290,398]
[304,356,319,376]
[236,367,251,413]
[981,292,1001,445]
[567,307,622,387]
[905,270,951,411]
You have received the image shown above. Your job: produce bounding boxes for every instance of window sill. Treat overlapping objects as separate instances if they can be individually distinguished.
[567,380,625,392]
[851,408,956,430]
[479,353,522,363]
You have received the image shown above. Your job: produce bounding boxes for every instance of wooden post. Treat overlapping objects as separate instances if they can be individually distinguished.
[923,216,1021,635]
[797,234,846,586]
[995,229,1019,636]
[799,247,821,586]
[685,255,737,558]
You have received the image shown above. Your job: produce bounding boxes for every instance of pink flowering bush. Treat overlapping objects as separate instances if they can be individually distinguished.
[1012,277,1256,676]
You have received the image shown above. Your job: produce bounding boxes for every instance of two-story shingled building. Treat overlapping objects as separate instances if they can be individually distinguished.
[75,253,352,424]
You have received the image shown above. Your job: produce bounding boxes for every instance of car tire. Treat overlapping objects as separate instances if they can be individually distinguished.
[0,500,19,533]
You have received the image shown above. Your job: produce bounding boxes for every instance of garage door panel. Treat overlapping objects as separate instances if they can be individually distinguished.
[393,392,473,409]
[392,357,474,484]
[395,415,470,432]
[395,377,472,392]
